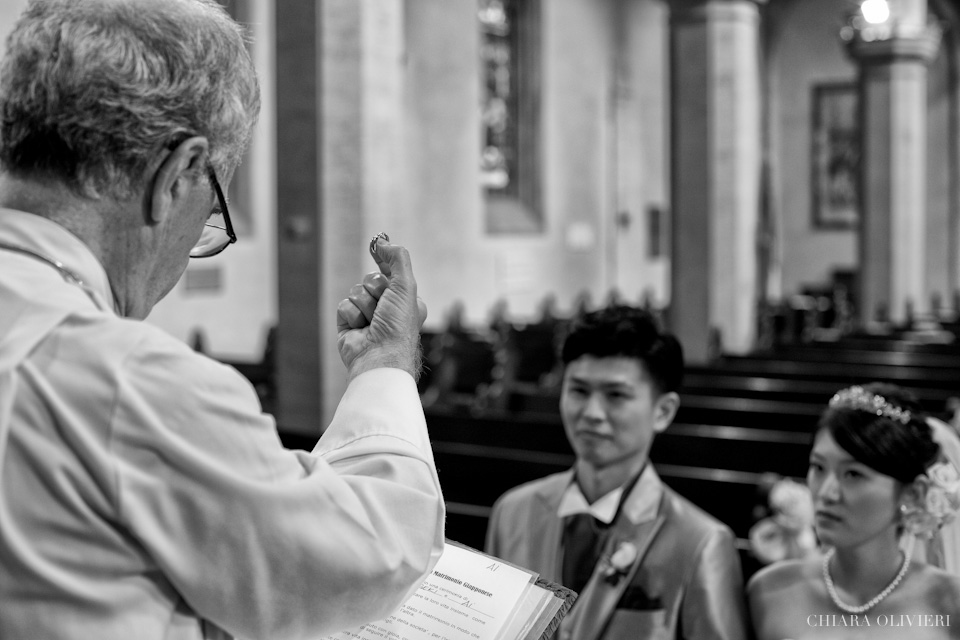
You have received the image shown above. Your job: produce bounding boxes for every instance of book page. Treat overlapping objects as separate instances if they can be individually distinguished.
[321,543,537,640]
[494,584,558,640]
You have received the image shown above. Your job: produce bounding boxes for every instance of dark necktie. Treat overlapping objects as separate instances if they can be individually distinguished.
[560,466,647,596]
[561,513,606,595]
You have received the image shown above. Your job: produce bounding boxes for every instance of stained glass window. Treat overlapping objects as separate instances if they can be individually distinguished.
[480,0,541,233]
[479,0,517,195]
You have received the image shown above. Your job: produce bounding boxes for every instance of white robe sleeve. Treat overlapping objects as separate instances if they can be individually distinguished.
[111,342,445,640]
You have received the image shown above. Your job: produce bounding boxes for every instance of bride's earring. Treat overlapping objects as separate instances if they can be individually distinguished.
[898,503,917,534]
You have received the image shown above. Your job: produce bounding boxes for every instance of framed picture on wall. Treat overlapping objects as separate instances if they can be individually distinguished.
[811,82,859,229]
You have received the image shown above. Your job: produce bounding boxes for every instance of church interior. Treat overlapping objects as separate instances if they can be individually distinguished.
[4,0,960,579]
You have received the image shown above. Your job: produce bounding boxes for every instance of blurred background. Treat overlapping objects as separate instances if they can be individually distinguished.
[4,0,960,573]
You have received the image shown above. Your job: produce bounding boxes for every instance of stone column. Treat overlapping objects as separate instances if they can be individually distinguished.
[845,3,940,325]
[276,0,322,435]
[276,0,406,433]
[669,0,764,362]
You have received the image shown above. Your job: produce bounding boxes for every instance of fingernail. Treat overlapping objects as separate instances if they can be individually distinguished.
[369,231,389,255]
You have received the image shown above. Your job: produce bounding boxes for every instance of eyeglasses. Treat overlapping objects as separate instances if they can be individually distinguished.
[190,164,237,258]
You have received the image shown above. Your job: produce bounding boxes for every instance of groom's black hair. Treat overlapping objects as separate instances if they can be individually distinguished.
[560,304,683,396]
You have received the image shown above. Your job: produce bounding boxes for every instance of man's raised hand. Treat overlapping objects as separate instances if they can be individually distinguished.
[336,235,428,380]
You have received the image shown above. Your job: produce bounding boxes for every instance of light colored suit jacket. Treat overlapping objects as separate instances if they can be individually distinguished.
[485,467,748,640]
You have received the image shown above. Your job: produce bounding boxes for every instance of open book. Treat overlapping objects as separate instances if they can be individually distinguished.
[320,540,577,640]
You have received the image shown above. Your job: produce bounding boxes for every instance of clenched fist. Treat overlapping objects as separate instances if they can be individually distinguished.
[336,235,428,381]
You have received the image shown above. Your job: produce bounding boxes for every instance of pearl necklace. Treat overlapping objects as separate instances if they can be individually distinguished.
[822,538,913,614]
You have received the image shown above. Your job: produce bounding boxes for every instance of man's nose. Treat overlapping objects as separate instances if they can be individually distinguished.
[582,392,606,420]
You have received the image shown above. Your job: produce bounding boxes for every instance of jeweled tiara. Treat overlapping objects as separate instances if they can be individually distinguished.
[828,386,912,425]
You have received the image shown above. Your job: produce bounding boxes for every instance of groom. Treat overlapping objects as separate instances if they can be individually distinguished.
[485,305,748,640]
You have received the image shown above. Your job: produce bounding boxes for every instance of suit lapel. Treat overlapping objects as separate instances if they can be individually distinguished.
[559,512,665,640]
[557,469,667,640]
[532,471,572,583]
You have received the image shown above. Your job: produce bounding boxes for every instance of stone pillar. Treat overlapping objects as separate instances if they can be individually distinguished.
[276,0,322,435]
[845,3,940,325]
[276,0,406,433]
[669,0,764,362]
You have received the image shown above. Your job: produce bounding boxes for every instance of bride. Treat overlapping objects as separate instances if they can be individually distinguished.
[748,383,960,640]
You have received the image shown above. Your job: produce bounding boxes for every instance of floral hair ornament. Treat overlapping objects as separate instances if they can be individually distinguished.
[900,459,960,538]
[828,386,912,424]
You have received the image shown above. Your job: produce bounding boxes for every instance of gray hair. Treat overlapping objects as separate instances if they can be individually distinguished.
[0,0,260,199]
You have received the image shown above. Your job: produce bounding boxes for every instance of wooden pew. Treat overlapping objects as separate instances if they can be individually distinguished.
[813,335,960,354]
[683,366,957,414]
[716,353,960,393]
[419,329,499,411]
[764,342,960,369]
[497,322,565,390]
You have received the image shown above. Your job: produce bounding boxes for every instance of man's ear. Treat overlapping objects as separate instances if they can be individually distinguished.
[148,136,209,226]
[653,391,680,434]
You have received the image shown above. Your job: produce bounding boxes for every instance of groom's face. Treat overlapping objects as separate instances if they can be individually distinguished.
[560,355,673,478]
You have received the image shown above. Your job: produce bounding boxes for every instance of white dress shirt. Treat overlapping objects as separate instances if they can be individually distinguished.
[0,208,445,640]
[556,464,662,525]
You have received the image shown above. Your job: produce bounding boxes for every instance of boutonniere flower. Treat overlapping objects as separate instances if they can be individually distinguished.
[601,541,638,585]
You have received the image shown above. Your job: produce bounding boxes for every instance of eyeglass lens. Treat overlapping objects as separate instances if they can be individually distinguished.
[189,165,236,258]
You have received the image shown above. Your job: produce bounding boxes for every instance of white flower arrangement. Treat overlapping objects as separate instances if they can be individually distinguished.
[769,477,816,532]
[901,460,960,538]
[749,477,817,565]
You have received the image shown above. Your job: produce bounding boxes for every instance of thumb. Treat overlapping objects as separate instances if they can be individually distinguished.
[369,233,413,282]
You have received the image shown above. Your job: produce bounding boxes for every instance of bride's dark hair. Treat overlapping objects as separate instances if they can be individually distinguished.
[819,382,940,484]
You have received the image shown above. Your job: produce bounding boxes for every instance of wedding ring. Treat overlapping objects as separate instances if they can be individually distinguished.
[369,231,389,255]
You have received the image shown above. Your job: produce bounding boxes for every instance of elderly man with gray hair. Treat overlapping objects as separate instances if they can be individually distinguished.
[0,1,444,639]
